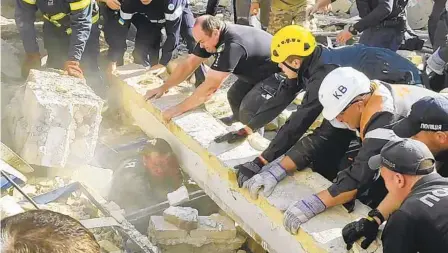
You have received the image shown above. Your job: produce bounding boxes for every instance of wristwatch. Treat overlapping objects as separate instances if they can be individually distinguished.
[348,25,358,35]
[368,209,385,224]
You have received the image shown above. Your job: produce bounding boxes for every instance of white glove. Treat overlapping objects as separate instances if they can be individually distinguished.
[243,163,287,200]
[427,48,447,75]
[283,194,326,234]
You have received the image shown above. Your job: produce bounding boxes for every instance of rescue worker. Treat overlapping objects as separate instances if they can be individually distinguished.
[336,0,408,51]
[144,15,280,123]
[232,25,423,187]
[214,25,423,145]
[344,138,448,252]
[341,96,448,250]
[101,0,161,68]
[244,66,440,235]
[104,0,207,87]
[16,0,103,95]
[108,138,183,213]
[250,0,316,34]
[429,0,448,48]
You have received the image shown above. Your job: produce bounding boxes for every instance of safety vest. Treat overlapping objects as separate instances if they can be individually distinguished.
[359,81,438,141]
[40,0,99,35]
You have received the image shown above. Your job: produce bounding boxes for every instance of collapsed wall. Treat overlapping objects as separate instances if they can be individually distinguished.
[6,69,103,168]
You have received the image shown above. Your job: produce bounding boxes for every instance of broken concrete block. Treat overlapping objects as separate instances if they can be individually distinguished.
[13,69,103,167]
[149,216,189,240]
[167,185,190,206]
[193,234,246,253]
[406,0,433,29]
[1,39,22,79]
[330,0,352,14]
[189,214,236,240]
[160,243,194,253]
[163,206,199,231]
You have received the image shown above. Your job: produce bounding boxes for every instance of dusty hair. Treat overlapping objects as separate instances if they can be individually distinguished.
[1,210,100,253]
[140,138,173,155]
[195,15,224,36]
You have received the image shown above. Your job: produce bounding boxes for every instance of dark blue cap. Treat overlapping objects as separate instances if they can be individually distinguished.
[393,96,448,137]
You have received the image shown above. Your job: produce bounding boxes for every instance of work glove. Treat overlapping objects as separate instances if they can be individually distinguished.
[283,194,326,234]
[243,162,287,200]
[64,60,84,79]
[21,53,42,78]
[426,48,446,75]
[342,216,379,250]
[214,128,249,144]
[235,157,265,188]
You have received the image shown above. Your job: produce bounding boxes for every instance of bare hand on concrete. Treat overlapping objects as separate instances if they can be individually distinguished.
[105,0,121,10]
[162,106,179,122]
[308,0,332,15]
[145,87,167,101]
[336,30,353,45]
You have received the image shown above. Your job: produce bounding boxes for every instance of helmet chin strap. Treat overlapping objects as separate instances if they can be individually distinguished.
[283,61,299,73]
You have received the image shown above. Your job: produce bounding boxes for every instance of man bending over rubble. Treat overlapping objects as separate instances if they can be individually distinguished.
[108,138,183,212]
[1,209,100,253]
[144,15,280,122]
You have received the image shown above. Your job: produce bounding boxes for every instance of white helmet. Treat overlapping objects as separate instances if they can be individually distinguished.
[319,67,371,120]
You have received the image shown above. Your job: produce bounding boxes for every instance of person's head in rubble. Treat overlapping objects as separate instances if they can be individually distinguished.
[271,25,317,79]
[1,209,100,253]
[140,138,180,178]
[393,96,448,155]
[318,67,376,130]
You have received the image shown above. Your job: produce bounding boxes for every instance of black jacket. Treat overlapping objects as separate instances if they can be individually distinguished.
[382,173,448,253]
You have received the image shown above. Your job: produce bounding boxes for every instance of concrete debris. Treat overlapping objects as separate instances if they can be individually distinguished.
[167,185,190,206]
[330,0,352,14]
[406,0,433,29]
[98,240,121,253]
[190,214,237,240]
[7,69,103,168]
[149,216,189,240]
[163,206,199,231]
[0,196,25,217]
[1,39,23,79]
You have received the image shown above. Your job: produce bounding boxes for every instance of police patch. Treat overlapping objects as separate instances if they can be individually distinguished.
[168,3,175,10]
[216,43,225,53]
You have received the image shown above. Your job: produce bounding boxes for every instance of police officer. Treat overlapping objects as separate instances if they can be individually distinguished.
[214,25,424,145]
[16,0,103,94]
[144,15,280,122]
[108,138,183,213]
[245,67,441,234]
[336,0,408,51]
[340,96,448,250]
[104,0,207,87]
[343,138,448,252]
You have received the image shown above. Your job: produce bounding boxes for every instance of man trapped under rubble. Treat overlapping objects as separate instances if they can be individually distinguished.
[108,138,183,213]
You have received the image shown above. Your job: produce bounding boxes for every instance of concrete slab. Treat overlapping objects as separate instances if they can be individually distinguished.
[115,64,383,253]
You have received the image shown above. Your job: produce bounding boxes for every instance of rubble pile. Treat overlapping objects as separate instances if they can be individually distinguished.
[1,176,126,252]
[149,206,246,253]
[5,69,104,168]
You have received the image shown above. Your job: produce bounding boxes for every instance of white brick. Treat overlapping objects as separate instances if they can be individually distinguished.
[148,216,188,240]
[163,206,199,231]
[167,185,190,206]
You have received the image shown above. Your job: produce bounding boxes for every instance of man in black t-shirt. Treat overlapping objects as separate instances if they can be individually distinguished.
[144,15,279,123]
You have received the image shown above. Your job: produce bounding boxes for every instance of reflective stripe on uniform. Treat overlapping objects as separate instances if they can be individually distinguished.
[150,19,166,23]
[92,12,99,23]
[165,5,182,21]
[69,0,91,11]
[120,9,134,20]
[43,14,63,27]
[21,0,36,5]
[364,128,400,141]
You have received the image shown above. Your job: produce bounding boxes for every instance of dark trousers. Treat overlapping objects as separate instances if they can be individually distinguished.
[132,15,163,67]
[359,26,404,52]
[43,22,105,97]
[181,7,207,86]
[429,0,448,47]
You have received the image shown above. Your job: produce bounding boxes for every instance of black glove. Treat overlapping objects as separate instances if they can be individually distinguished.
[235,157,265,188]
[342,216,379,250]
[214,128,249,144]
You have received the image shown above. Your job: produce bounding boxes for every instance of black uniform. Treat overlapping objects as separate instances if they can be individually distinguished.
[354,0,408,51]
[193,24,280,121]
[429,0,447,47]
[381,173,448,253]
[436,150,448,177]
[104,0,206,86]
[108,157,183,212]
[15,0,103,95]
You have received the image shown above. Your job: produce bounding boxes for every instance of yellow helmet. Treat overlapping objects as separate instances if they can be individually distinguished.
[271,25,317,63]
